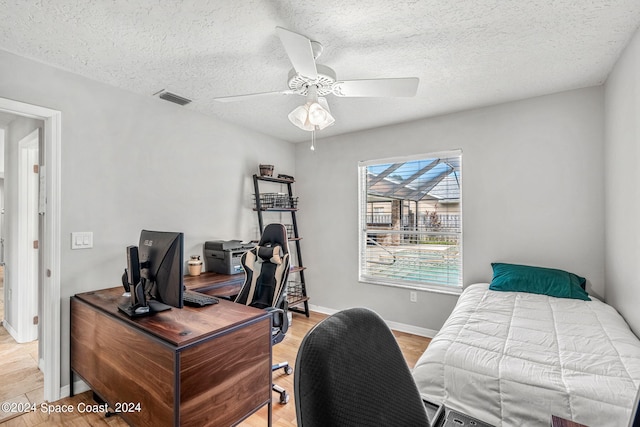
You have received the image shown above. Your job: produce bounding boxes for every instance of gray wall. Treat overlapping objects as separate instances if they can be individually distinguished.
[0,50,296,387]
[295,86,605,332]
[604,26,640,335]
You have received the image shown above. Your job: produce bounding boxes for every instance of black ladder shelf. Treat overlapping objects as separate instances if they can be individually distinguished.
[253,174,310,317]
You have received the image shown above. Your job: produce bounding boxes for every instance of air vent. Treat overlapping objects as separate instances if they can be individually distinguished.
[154,90,192,106]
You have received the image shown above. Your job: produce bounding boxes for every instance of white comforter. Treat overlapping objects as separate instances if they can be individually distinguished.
[412,283,640,427]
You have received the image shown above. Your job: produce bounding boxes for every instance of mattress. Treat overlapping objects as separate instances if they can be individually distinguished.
[412,283,640,426]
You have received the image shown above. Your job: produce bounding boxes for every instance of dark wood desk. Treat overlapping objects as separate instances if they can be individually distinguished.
[187,271,311,315]
[183,271,245,298]
[70,287,272,426]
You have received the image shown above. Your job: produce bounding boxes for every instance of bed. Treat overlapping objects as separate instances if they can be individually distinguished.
[412,281,640,426]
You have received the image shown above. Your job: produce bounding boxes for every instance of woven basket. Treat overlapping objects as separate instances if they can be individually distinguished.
[259,164,274,177]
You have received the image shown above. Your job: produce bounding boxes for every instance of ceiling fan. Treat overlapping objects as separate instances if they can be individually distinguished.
[214,27,419,140]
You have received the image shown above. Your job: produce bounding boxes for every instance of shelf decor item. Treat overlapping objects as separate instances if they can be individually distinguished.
[259,164,274,177]
[188,255,203,276]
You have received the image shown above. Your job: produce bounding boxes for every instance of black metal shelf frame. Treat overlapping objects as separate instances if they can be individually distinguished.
[253,174,310,317]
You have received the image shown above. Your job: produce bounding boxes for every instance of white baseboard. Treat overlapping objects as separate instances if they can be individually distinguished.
[308,304,438,338]
[2,319,20,342]
[59,379,90,399]
[1,318,38,344]
[386,319,438,338]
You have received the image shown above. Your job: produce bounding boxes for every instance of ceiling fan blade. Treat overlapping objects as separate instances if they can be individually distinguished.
[276,27,318,79]
[332,78,419,97]
[213,90,295,103]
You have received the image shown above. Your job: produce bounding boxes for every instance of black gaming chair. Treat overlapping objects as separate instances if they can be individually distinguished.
[294,307,430,426]
[236,223,293,404]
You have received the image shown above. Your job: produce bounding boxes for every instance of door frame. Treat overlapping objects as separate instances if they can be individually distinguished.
[0,97,61,402]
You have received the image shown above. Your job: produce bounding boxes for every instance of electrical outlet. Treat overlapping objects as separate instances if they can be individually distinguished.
[410,291,417,303]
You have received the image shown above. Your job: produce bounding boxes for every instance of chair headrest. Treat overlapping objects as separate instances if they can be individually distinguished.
[256,245,283,265]
[258,223,289,254]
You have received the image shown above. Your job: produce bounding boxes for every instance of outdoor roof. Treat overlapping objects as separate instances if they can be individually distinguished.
[366,157,460,202]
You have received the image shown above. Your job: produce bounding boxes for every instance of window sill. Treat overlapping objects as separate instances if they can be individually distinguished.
[359,278,463,296]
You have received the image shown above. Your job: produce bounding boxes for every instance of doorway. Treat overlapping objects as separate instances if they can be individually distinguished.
[0,121,44,423]
[0,99,61,403]
[0,125,42,341]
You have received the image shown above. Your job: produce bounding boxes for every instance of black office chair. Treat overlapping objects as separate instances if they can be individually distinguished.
[294,307,431,427]
[236,223,293,404]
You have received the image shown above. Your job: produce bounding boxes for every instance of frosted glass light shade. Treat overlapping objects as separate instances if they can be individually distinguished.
[288,96,335,131]
[315,97,335,129]
[288,104,314,131]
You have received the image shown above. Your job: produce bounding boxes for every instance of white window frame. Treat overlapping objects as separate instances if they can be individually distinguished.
[358,150,462,294]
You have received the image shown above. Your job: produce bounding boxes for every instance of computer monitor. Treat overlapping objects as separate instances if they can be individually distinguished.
[138,230,184,309]
[119,245,150,316]
[126,245,141,292]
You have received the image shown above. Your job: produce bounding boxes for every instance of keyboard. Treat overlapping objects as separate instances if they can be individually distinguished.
[183,290,219,307]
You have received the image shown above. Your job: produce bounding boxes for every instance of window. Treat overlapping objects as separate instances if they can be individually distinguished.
[358,151,462,292]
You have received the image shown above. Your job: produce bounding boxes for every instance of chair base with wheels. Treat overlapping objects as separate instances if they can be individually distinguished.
[273,361,293,404]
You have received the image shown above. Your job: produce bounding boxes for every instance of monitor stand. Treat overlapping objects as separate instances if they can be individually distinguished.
[117,303,151,317]
[117,282,171,317]
[117,300,171,317]
[147,300,171,312]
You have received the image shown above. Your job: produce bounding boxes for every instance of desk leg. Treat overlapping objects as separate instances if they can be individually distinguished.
[69,298,74,397]
[268,401,272,427]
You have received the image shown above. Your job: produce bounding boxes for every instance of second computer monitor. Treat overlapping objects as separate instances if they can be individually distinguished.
[138,230,184,309]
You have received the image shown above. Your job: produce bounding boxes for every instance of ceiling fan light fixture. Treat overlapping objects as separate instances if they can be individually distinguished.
[304,85,334,129]
[308,102,327,125]
[314,97,335,129]
[288,104,314,131]
[289,93,335,131]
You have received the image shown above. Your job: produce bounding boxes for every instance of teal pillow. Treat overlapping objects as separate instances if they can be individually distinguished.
[489,263,590,301]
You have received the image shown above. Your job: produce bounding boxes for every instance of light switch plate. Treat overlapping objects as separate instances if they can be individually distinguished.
[71,232,93,249]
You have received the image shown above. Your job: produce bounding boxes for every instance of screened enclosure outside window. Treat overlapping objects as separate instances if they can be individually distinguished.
[358,151,462,292]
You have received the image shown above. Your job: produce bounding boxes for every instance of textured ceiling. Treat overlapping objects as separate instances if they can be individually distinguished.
[1,1,639,143]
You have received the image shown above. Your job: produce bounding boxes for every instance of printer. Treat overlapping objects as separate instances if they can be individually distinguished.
[204,240,255,275]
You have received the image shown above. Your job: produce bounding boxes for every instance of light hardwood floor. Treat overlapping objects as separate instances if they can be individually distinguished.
[0,266,46,425]
[1,310,431,426]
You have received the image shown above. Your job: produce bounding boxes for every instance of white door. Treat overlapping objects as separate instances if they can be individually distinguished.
[15,129,39,342]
